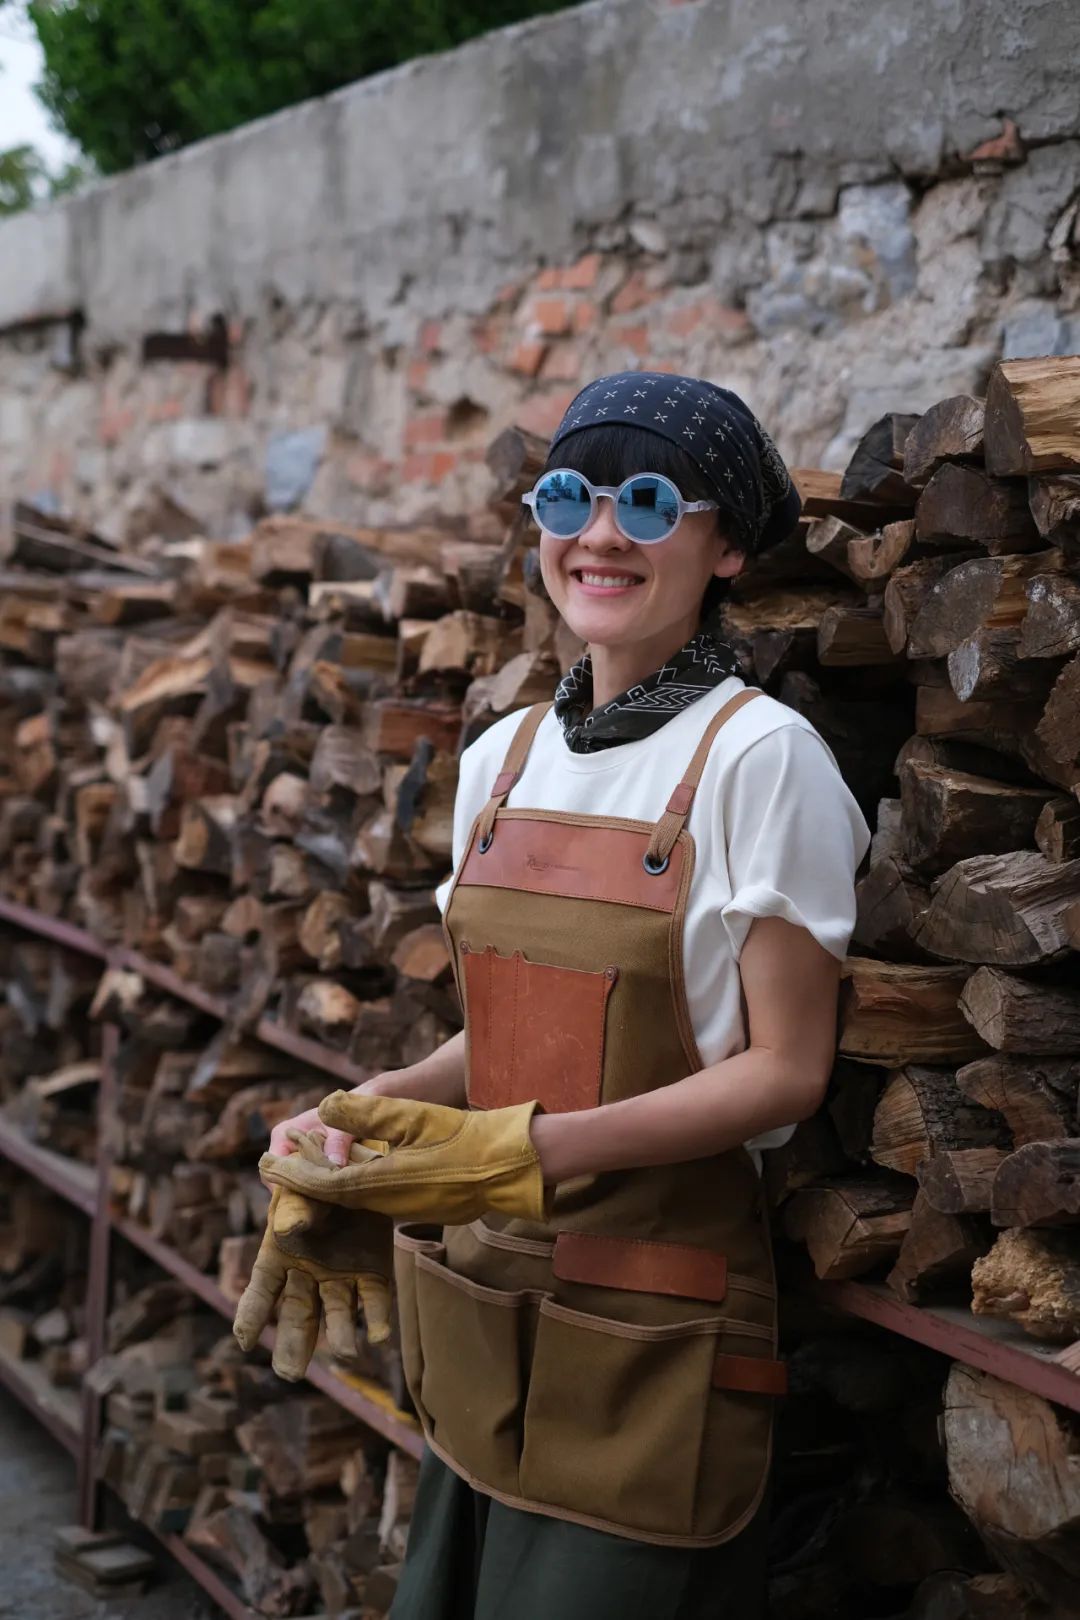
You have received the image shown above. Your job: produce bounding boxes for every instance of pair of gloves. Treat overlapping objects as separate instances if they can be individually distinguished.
[233,1092,547,1380]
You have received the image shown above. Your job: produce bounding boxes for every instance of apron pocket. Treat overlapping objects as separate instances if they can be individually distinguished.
[696,1317,782,1539]
[414,1248,539,1496]
[519,1296,719,1539]
[461,942,617,1113]
[392,1224,445,1423]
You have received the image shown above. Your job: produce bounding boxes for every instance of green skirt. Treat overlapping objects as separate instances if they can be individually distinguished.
[389,1449,771,1620]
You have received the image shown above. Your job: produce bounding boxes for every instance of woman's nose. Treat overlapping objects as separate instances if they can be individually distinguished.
[579,496,631,549]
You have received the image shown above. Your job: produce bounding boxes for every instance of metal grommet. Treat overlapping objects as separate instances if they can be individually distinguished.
[477,829,493,853]
[642,850,669,876]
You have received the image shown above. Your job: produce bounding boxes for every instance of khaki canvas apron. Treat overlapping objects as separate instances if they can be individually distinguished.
[393,689,786,1549]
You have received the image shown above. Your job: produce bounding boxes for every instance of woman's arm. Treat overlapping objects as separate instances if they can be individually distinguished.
[530,916,840,1182]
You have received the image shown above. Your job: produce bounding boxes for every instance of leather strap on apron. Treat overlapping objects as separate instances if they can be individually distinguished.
[475,700,551,848]
[643,689,762,868]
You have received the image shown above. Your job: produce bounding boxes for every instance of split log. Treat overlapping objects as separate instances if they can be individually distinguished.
[1034,796,1080,861]
[914,684,1042,757]
[804,516,863,580]
[984,355,1080,476]
[721,586,854,638]
[792,466,911,528]
[782,1174,914,1279]
[1019,573,1080,659]
[817,602,900,666]
[960,967,1080,1054]
[852,858,930,957]
[991,1140,1080,1228]
[956,1055,1080,1145]
[870,1066,1010,1178]
[1028,473,1080,561]
[913,850,1080,965]
[1035,659,1080,767]
[943,1363,1080,1610]
[845,520,918,586]
[906,549,1063,660]
[886,1189,990,1303]
[899,761,1050,876]
[884,556,961,653]
[915,464,1040,554]
[916,1148,1010,1214]
[948,625,1062,702]
[902,395,985,488]
[971,1227,1080,1341]
[839,960,989,1065]
[840,413,921,506]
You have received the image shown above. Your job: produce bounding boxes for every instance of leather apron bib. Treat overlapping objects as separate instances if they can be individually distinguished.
[393,690,786,1548]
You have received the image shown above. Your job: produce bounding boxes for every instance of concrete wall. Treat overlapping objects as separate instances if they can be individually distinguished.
[2,0,1079,541]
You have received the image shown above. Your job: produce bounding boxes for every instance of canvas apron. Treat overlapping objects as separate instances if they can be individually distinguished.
[393,689,786,1549]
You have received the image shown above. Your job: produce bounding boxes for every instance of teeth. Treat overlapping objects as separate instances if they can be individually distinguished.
[577,572,641,586]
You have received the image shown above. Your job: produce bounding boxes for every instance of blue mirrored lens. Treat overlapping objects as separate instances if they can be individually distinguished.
[535,472,591,537]
[616,476,680,542]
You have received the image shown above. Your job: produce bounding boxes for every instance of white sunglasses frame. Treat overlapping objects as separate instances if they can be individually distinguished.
[521,469,719,545]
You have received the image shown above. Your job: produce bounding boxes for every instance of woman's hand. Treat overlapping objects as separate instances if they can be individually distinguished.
[266,1028,469,1167]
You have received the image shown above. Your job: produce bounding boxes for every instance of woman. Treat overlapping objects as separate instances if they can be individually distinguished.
[245,371,870,1619]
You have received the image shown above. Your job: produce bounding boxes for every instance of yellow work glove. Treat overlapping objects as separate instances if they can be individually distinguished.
[233,1134,394,1381]
[257,1092,550,1226]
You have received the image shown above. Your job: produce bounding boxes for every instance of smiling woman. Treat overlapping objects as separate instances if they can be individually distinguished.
[248,369,869,1620]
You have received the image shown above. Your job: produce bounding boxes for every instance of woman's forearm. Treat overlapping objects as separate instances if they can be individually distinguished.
[530,1045,829,1184]
[367,1028,468,1106]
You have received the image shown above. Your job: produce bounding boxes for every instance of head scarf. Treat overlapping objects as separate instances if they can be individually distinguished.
[548,371,801,554]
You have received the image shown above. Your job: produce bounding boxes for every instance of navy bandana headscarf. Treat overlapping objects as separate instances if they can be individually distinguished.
[547,371,800,753]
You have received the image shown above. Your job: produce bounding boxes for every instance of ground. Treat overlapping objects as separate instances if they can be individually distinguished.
[0,1389,215,1620]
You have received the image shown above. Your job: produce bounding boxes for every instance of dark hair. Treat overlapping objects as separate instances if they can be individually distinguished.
[542,423,746,626]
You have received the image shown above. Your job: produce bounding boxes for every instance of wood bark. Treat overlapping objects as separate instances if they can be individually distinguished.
[960,968,1080,1054]
[870,1066,1010,1177]
[913,850,1080,965]
[902,395,985,488]
[990,1139,1080,1228]
[984,355,1080,476]
[915,464,1041,554]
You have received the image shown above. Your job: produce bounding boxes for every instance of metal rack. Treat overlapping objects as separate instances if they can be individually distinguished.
[1,894,1078,1614]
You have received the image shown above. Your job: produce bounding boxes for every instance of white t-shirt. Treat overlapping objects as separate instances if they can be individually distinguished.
[435,676,871,1171]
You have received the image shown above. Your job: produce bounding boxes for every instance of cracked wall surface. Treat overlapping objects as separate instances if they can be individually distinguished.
[0,0,1078,541]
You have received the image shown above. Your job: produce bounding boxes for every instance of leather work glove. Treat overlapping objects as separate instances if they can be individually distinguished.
[233,1131,394,1381]
[257,1092,550,1226]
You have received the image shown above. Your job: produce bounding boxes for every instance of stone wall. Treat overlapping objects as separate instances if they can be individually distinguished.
[1,0,1079,543]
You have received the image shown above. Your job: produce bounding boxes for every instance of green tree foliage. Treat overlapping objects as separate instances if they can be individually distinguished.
[0,142,45,213]
[25,0,574,175]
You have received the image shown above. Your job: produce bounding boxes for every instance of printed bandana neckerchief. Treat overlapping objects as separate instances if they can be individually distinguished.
[553,627,742,754]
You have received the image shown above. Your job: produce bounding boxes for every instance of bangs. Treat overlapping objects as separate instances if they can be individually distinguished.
[545,423,720,508]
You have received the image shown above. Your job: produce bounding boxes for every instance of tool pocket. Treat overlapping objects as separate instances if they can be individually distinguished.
[695,1316,782,1539]
[413,1248,541,1495]
[519,1297,721,1539]
[392,1224,445,1424]
[460,942,617,1113]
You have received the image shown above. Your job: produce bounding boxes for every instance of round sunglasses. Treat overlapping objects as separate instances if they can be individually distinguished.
[521,469,718,545]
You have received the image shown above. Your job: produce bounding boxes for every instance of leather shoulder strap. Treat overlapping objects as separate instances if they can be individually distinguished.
[645,688,763,866]
[476,701,554,845]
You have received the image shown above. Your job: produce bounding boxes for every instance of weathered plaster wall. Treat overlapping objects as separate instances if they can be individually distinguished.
[1,0,1078,541]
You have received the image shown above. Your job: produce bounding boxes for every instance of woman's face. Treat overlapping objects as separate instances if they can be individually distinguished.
[537,490,746,650]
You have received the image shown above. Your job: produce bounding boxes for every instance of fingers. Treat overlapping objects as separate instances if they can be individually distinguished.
[269,1105,322,1157]
[319,1280,359,1362]
[321,1126,355,1169]
[356,1273,394,1345]
[318,1089,442,1146]
[272,1189,326,1241]
[273,1269,320,1381]
[233,1249,284,1351]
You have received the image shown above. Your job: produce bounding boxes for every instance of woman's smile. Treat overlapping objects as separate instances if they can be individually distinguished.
[569,565,647,596]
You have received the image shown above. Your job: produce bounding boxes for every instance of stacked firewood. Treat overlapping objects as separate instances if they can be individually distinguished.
[0,932,102,1163]
[92,1278,415,1615]
[0,1174,88,1422]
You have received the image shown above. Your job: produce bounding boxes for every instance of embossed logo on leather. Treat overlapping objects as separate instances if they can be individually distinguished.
[525,852,579,874]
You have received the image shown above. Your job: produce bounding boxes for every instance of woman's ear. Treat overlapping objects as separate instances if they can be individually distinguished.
[712,534,747,581]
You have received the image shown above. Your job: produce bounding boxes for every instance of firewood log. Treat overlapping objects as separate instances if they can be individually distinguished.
[852,857,930,957]
[173,797,238,877]
[805,516,863,579]
[960,968,1080,1054]
[913,850,1080,965]
[990,1140,1080,1228]
[947,625,1063,703]
[839,959,989,1064]
[817,602,901,666]
[1035,659,1080,769]
[916,1148,1011,1214]
[906,548,1064,660]
[902,395,985,489]
[915,464,1040,554]
[899,761,1050,876]
[845,520,918,586]
[792,466,912,528]
[984,355,1080,476]
[955,1055,1080,1145]
[1019,572,1080,659]
[884,555,969,654]
[1028,472,1080,561]
[870,1066,1010,1177]
[840,413,921,506]
[1034,795,1080,862]
[782,1173,914,1279]
[971,1227,1080,1341]
[886,1189,991,1303]
[943,1364,1080,1612]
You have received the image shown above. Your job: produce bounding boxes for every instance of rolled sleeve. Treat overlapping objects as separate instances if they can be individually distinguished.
[718,725,870,963]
